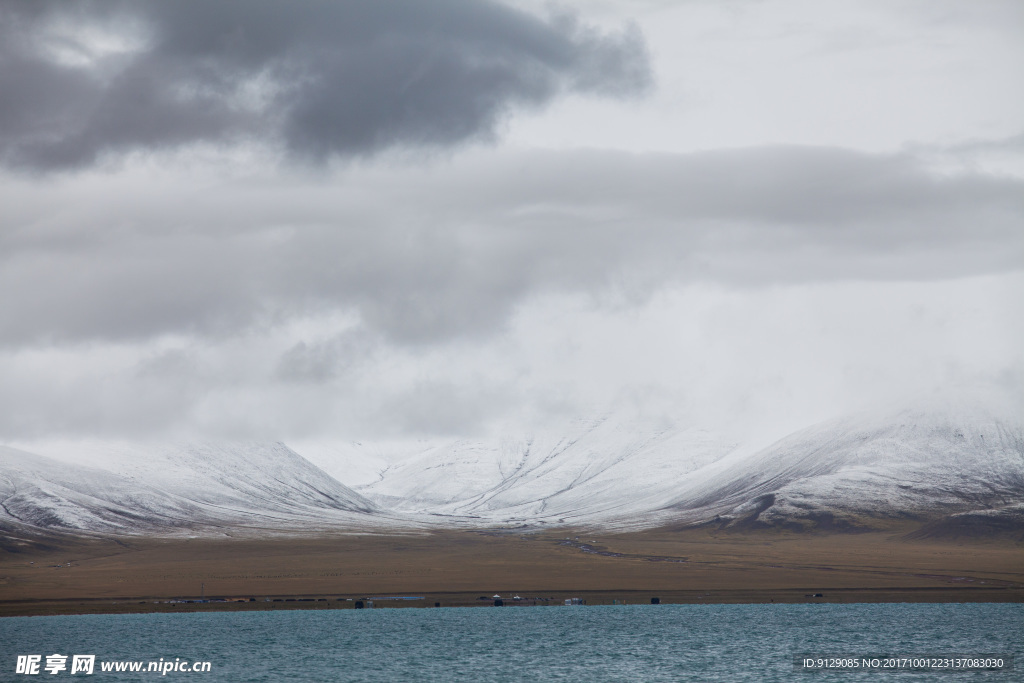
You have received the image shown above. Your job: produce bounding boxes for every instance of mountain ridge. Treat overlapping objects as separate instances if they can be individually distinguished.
[2,400,1021,537]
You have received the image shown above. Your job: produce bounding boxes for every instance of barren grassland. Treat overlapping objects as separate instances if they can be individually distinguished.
[1,525,1021,616]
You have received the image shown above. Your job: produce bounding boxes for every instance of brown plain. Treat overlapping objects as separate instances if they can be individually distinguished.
[1,524,1022,616]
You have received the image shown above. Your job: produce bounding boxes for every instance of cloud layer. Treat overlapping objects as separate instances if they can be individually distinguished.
[1,274,1019,441]
[1,0,1021,444]
[0,0,650,170]
[1,145,1021,347]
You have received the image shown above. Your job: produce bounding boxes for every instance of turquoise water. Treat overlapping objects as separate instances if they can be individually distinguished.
[1,603,1020,681]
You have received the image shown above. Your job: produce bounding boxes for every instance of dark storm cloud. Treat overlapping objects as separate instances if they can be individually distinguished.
[0,0,651,170]
[1,145,1021,347]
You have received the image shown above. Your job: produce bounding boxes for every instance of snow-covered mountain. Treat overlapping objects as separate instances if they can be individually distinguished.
[2,400,1021,536]
[347,417,736,527]
[664,402,1024,531]
[324,402,1022,532]
[0,447,203,534]
[0,442,384,536]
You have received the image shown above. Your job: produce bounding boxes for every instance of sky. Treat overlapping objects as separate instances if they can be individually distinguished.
[1,0,1022,446]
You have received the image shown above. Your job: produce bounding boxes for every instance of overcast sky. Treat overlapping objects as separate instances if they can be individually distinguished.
[1,0,1021,445]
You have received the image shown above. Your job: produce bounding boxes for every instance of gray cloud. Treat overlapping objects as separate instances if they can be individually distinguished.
[2,0,1021,445]
[0,0,651,170]
[1,145,1021,348]
[276,330,376,384]
[929,131,1024,157]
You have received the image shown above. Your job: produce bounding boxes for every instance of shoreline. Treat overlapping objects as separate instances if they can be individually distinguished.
[3,586,1024,618]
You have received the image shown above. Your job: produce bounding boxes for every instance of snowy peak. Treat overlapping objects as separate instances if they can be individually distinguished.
[0,441,380,535]
[670,405,1024,529]
[2,400,1021,536]
[0,446,203,534]
[74,440,379,514]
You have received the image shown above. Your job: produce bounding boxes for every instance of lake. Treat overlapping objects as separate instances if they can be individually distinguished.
[2,603,1019,681]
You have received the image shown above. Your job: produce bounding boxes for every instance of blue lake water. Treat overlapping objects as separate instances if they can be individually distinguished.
[1,603,1020,681]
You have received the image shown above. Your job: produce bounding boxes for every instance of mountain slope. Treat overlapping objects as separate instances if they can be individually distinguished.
[326,402,1024,531]
[3,400,1020,536]
[0,446,202,534]
[0,442,383,535]
[351,417,737,526]
[665,403,1024,530]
